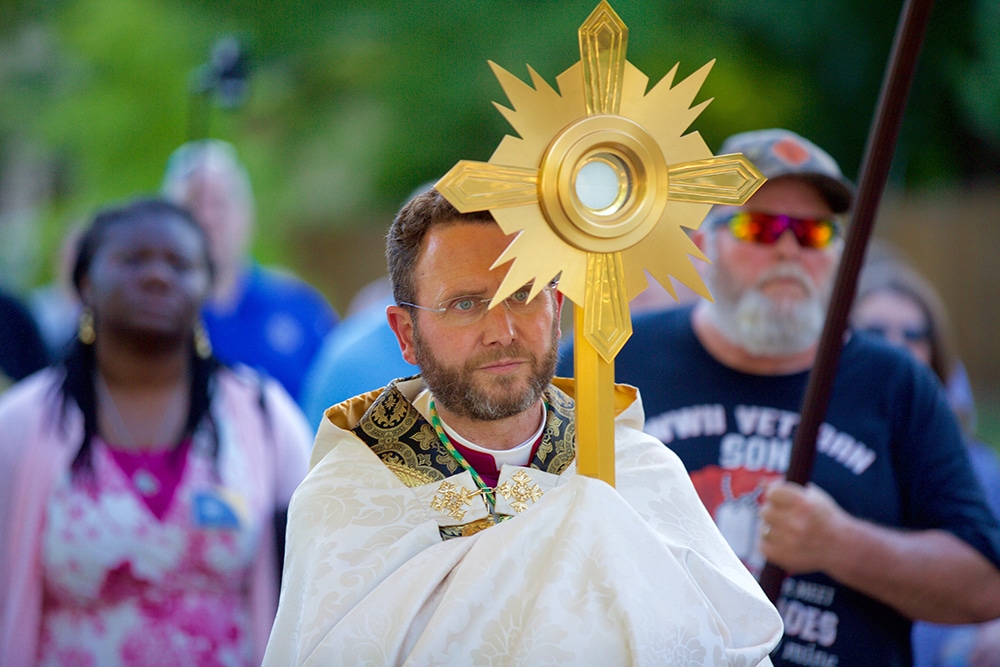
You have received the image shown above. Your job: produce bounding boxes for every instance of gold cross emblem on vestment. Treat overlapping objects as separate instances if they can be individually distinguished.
[430,481,479,521]
[496,470,545,513]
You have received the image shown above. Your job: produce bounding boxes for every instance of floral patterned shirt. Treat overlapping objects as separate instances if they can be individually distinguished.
[38,436,261,666]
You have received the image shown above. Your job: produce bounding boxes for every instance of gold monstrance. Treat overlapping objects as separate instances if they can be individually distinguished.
[437,1,765,486]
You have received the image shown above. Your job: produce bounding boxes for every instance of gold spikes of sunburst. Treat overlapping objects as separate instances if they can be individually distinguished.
[436,1,765,484]
[439,4,764,362]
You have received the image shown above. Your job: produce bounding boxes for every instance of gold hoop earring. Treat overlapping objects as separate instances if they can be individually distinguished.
[194,320,212,359]
[78,307,96,345]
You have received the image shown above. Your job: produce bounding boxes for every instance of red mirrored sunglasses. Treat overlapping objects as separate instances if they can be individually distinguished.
[721,211,842,249]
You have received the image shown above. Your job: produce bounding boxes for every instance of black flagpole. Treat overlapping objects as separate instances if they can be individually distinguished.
[758,0,937,603]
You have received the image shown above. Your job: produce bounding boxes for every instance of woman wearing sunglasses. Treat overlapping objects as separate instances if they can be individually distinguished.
[853,254,1000,667]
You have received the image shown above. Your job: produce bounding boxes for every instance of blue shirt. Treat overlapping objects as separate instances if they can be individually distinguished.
[300,301,416,430]
[202,263,337,403]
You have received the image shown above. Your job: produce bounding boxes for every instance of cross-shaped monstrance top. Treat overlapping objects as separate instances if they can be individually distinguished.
[436,1,765,485]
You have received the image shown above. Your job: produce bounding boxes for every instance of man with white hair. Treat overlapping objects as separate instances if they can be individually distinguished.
[568,128,1000,666]
[162,140,337,403]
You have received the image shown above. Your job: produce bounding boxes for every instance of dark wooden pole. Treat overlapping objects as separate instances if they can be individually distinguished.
[759,0,937,603]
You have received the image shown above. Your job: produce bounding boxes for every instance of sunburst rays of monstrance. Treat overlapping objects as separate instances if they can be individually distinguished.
[436,1,765,486]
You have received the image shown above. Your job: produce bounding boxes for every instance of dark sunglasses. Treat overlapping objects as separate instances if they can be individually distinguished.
[721,211,842,249]
[858,324,930,343]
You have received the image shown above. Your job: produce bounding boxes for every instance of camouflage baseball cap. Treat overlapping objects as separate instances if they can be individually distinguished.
[719,128,855,214]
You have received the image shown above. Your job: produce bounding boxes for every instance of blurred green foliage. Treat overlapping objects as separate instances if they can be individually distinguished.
[1,0,998,282]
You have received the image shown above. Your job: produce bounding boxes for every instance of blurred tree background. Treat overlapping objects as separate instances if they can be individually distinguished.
[1,0,999,428]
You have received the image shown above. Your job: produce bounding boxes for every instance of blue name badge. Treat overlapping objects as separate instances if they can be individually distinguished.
[193,490,241,529]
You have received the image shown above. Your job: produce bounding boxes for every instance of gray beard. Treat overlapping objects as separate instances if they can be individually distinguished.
[704,261,830,356]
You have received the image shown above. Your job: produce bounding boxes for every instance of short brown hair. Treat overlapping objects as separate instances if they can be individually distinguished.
[386,188,495,306]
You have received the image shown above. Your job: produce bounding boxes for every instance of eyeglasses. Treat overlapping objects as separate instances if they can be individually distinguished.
[401,281,557,326]
[720,211,842,249]
[857,324,930,344]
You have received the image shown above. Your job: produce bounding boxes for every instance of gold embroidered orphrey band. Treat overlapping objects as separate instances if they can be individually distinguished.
[351,380,576,538]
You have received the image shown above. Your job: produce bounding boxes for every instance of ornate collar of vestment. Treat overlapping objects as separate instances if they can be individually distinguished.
[350,379,577,490]
[349,379,578,538]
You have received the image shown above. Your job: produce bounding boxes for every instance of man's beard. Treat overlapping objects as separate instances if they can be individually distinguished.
[412,319,560,422]
[704,259,831,356]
